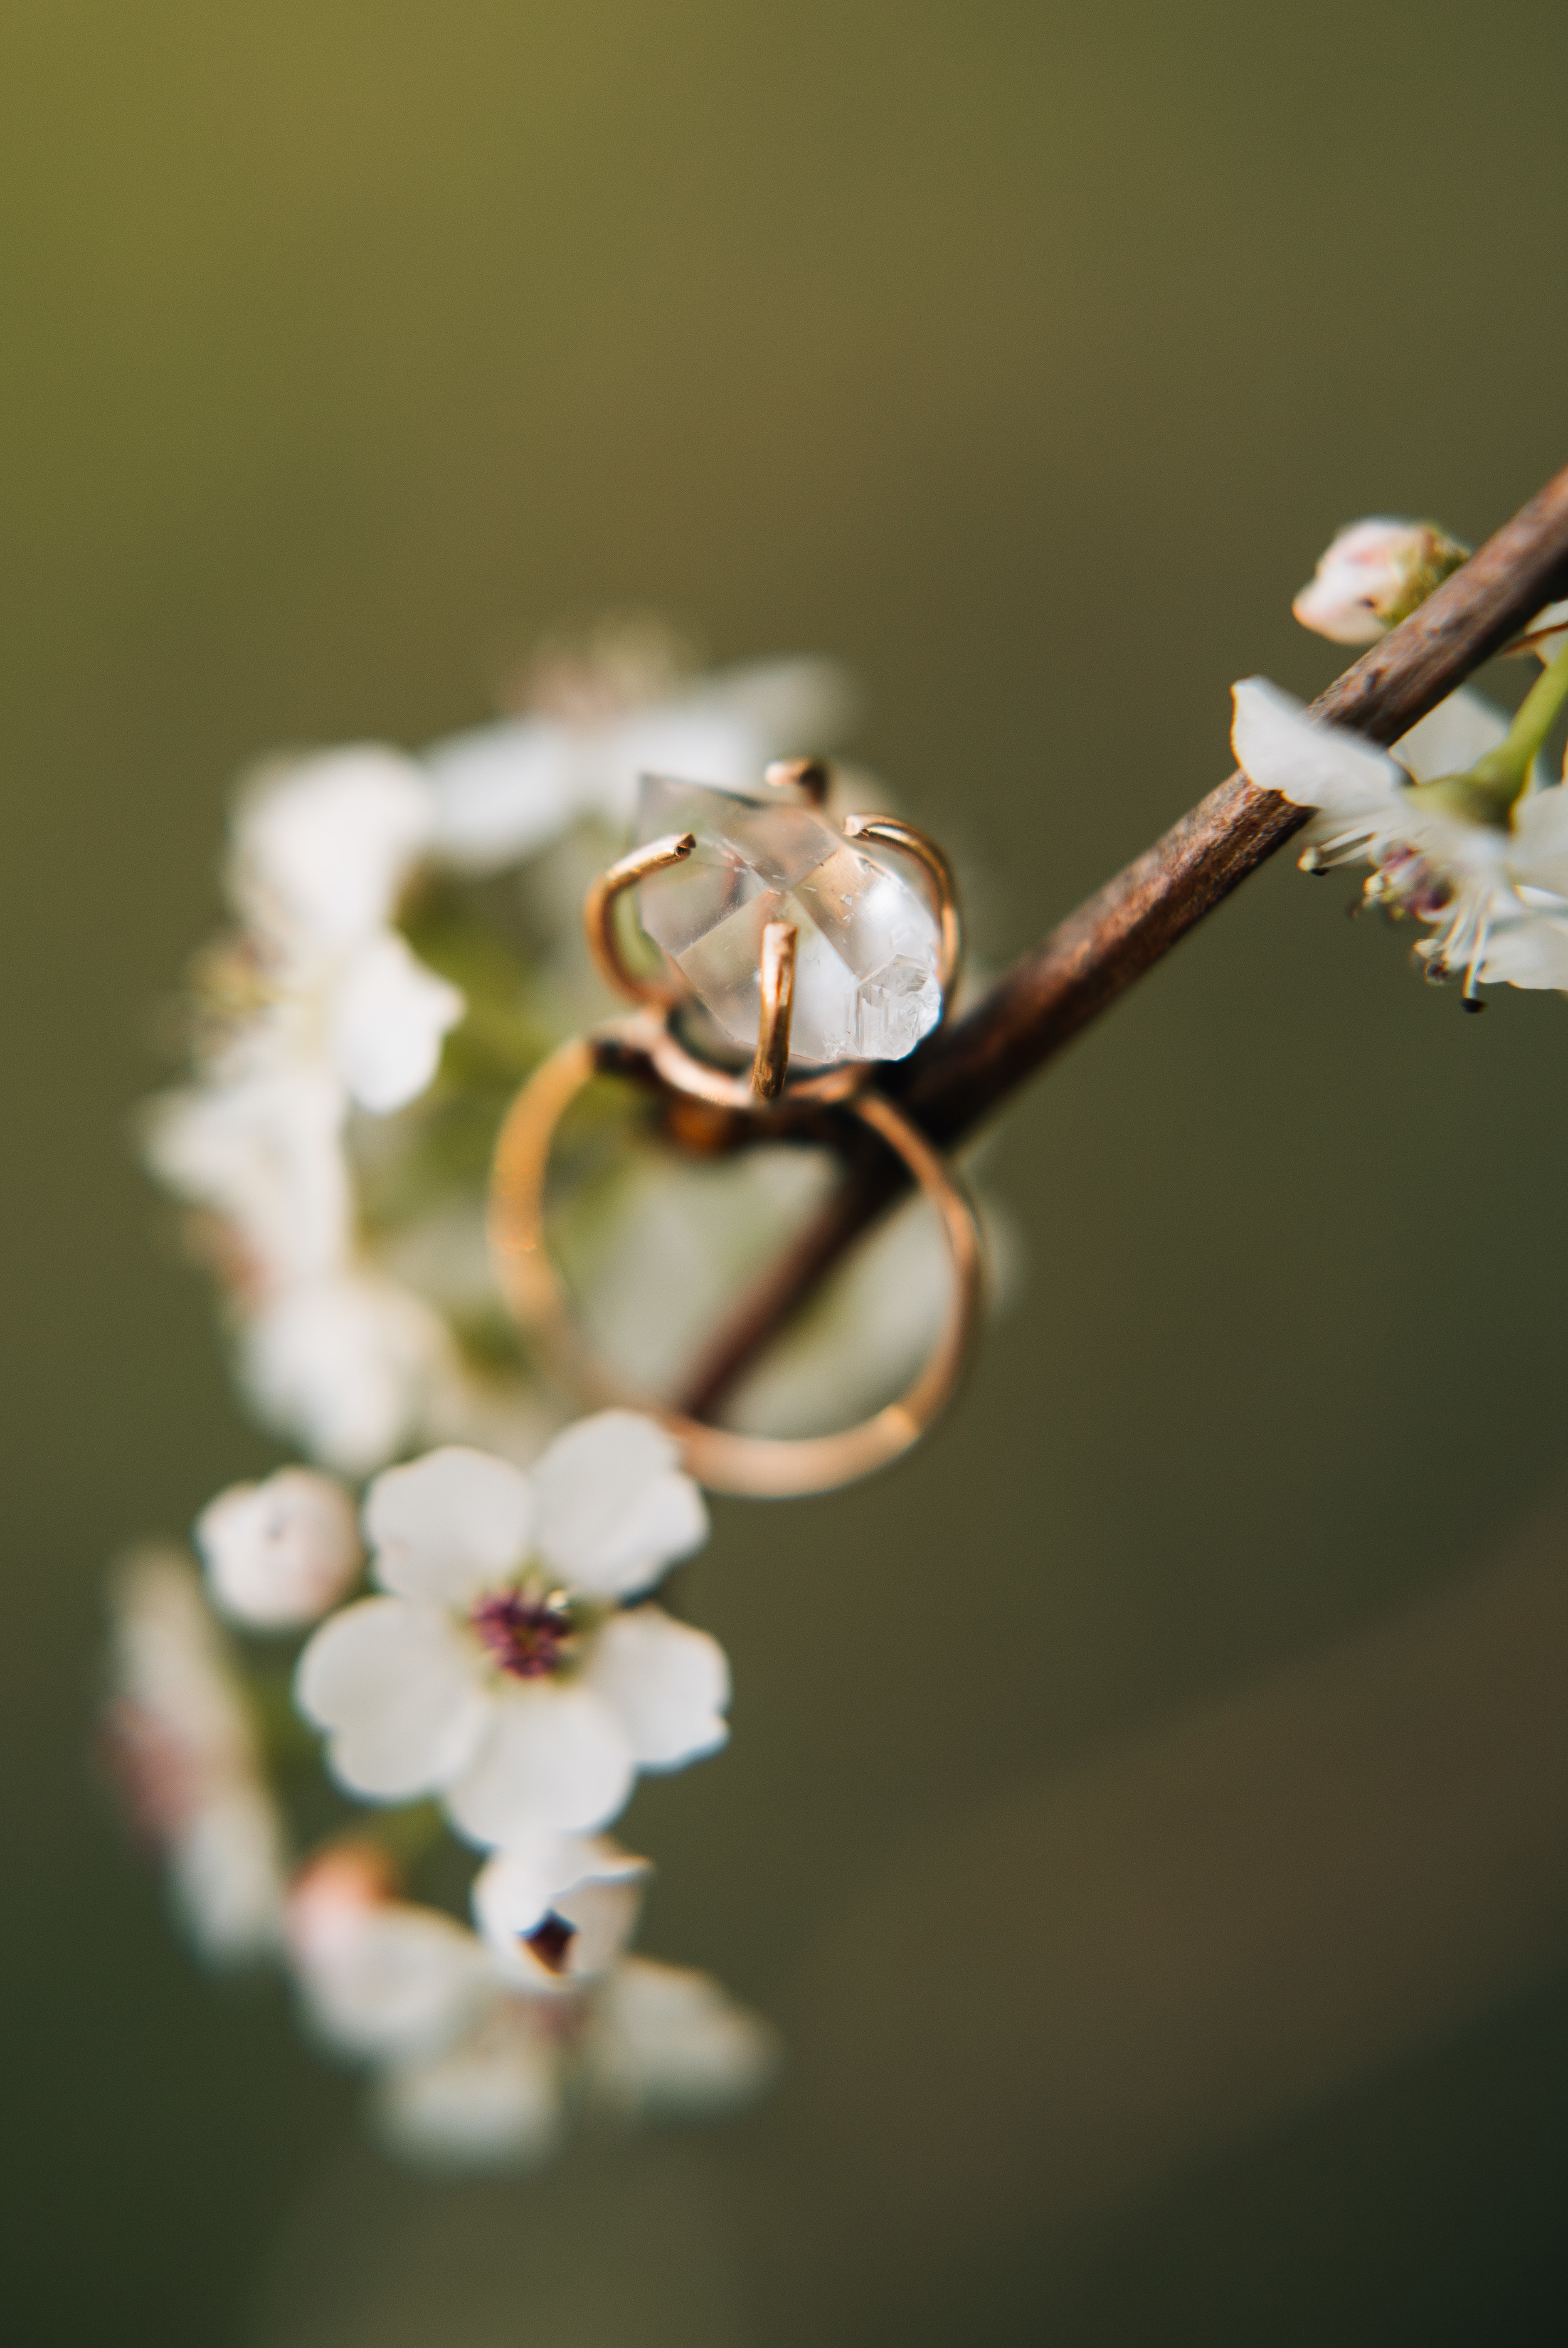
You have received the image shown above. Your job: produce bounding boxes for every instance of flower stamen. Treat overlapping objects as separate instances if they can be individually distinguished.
[470,1587,578,1679]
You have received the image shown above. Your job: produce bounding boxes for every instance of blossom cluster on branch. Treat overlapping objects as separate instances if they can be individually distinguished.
[1238,518,1568,1007]
[108,623,956,2169]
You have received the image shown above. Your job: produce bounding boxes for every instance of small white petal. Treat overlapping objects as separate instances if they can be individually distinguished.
[472,1835,649,1982]
[1231,678,1405,816]
[1394,686,1510,784]
[585,1607,730,1770]
[107,1555,290,1960]
[1478,916,1568,990]
[294,1900,495,2060]
[142,1065,351,1288]
[330,932,464,1114]
[171,1779,289,1962]
[240,1273,460,1479]
[533,1411,707,1598]
[375,2005,564,2171]
[1510,785,1568,898]
[470,1836,581,1939]
[446,1681,635,1844]
[424,717,576,872]
[365,1447,536,1605]
[109,1548,257,1769]
[704,653,859,749]
[229,746,434,952]
[197,1468,361,1631]
[1515,597,1568,662]
[295,1597,489,1800]
[589,1957,779,2120]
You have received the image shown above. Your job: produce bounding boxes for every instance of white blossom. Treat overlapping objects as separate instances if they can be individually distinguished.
[105,1549,287,1961]
[142,748,471,1477]
[425,650,855,874]
[374,1996,568,2171]
[285,1842,495,2061]
[472,1832,649,1990]
[1291,517,1468,644]
[239,1269,464,1478]
[230,746,432,958]
[1232,677,1568,999]
[376,1954,775,2173]
[222,748,463,1118]
[142,1063,352,1292]
[295,1414,724,1844]
[196,1468,362,1631]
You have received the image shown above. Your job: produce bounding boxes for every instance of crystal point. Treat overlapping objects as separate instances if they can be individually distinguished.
[636,775,942,1066]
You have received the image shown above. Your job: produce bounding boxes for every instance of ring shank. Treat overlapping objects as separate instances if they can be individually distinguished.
[488,1022,983,1498]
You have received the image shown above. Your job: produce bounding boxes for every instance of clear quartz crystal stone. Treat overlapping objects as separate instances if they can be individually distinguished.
[636,774,943,1066]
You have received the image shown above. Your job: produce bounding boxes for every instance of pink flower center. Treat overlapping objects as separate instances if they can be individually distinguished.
[470,1590,576,1679]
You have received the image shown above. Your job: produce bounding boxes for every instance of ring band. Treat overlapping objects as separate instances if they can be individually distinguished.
[488,1012,984,1498]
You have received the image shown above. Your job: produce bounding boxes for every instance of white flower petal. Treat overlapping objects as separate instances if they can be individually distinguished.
[1516,597,1568,662]
[585,1606,730,1771]
[330,932,464,1114]
[375,2005,564,2171]
[704,653,859,749]
[295,1597,489,1800]
[229,746,434,952]
[365,1446,535,1604]
[424,717,576,872]
[1394,686,1510,784]
[240,1272,459,1478]
[470,1836,582,1940]
[142,1064,351,1288]
[171,1777,288,1963]
[108,1548,257,1770]
[588,1957,778,2120]
[472,1835,648,1982]
[196,1468,361,1631]
[1478,916,1568,990]
[1510,785,1568,897]
[551,1876,647,1980]
[294,1900,495,2061]
[1231,677,1405,817]
[532,1411,707,1598]
[445,1681,635,1844]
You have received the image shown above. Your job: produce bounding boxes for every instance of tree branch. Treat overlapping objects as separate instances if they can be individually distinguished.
[674,462,1568,1424]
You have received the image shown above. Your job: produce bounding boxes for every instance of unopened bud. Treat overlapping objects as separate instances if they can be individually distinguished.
[196,1467,361,1629]
[1292,517,1468,644]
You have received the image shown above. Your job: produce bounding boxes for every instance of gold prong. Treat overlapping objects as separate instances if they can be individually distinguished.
[764,755,831,806]
[842,813,964,1006]
[583,831,696,1005]
[751,921,798,1101]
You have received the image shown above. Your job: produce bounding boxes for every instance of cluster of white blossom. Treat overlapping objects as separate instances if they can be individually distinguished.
[107,1414,774,2169]
[140,627,854,1476]
[1234,519,1568,1007]
[108,627,886,2169]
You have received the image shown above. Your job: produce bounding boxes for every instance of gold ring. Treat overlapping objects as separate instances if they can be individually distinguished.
[585,771,963,1103]
[487,1009,984,1498]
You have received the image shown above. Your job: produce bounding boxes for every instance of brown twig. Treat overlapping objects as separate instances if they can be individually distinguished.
[674,463,1568,1421]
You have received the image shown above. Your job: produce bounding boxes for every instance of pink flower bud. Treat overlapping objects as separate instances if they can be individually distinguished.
[197,1468,362,1629]
[1292,518,1468,644]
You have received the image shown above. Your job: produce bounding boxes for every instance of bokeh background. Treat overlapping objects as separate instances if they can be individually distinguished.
[7,1,1568,2339]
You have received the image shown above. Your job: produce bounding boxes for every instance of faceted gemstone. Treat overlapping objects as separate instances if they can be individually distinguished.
[636,774,943,1065]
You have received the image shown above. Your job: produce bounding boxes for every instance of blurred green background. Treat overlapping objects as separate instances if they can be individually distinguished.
[6,1,1568,2339]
